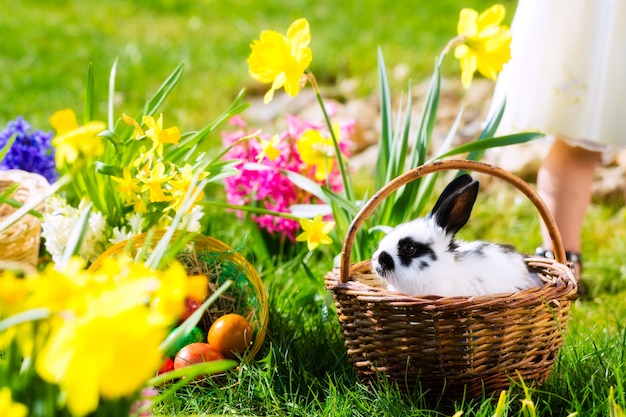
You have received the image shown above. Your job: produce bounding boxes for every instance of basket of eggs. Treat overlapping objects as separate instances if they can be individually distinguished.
[88,231,268,379]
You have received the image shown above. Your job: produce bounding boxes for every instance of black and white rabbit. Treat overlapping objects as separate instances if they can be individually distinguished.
[371,174,541,296]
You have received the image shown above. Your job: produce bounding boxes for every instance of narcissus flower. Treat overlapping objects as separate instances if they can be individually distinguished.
[297,126,339,181]
[256,135,281,163]
[0,387,27,417]
[454,4,511,88]
[49,109,105,169]
[296,214,334,251]
[248,18,312,103]
[139,161,172,203]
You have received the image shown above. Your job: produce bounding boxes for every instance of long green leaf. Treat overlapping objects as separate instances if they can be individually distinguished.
[84,63,95,124]
[58,201,93,270]
[321,187,360,217]
[428,132,544,162]
[0,133,16,163]
[467,97,506,161]
[0,308,51,332]
[107,57,119,130]
[376,48,393,190]
[144,63,184,117]
[282,169,329,204]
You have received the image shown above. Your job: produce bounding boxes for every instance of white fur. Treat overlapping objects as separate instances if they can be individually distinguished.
[371,218,541,297]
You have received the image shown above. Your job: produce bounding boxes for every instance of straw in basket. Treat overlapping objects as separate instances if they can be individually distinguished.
[324,160,578,399]
[89,231,268,360]
[0,169,50,268]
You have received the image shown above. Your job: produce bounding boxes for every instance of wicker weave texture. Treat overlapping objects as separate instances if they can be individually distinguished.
[0,170,49,267]
[325,160,578,399]
[326,259,576,398]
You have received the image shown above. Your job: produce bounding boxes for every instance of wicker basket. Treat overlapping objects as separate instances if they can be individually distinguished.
[324,160,578,399]
[89,231,268,360]
[0,170,50,267]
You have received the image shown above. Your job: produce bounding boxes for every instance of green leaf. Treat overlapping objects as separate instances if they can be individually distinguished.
[58,201,93,269]
[321,187,360,218]
[147,358,238,387]
[0,308,50,332]
[376,48,392,190]
[467,97,506,161]
[144,63,184,117]
[0,132,16,164]
[94,161,123,177]
[84,62,95,124]
[429,132,543,162]
[282,169,329,204]
[107,57,119,129]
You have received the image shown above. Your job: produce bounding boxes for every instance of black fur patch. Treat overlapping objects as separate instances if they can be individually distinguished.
[378,251,394,272]
[397,237,437,267]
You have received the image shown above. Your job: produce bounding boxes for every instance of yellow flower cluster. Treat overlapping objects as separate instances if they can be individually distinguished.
[0,256,206,416]
[113,113,207,216]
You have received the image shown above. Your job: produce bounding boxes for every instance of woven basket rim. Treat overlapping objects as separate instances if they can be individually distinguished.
[325,257,578,307]
[337,160,572,285]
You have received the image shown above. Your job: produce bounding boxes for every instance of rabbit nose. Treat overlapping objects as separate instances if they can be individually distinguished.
[378,251,395,271]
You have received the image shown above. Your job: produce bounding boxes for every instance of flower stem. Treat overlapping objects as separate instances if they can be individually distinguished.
[306,72,354,202]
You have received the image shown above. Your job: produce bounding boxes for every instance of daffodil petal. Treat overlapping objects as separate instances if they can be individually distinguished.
[457,8,478,36]
[477,4,506,29]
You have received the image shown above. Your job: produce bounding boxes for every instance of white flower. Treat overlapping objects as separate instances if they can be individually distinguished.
[109,226,133,245]
[181,206,203,232]
[41,196,109,263]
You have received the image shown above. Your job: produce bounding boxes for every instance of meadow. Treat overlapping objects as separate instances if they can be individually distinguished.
[2,0,626,416]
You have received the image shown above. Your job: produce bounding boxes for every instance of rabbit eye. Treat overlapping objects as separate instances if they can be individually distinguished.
[400,242,417,256]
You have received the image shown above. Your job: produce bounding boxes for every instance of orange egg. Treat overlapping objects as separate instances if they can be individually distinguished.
[207,313,252,359]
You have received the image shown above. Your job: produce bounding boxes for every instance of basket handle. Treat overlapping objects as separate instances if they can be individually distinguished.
[339,159,566,283]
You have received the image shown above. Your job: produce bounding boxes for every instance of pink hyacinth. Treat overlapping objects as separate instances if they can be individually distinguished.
[222,114,353,241]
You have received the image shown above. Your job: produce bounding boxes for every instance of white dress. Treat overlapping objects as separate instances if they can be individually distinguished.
[490,0,626,151]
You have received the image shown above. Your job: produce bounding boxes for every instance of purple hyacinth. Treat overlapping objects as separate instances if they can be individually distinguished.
[0,116,58,183]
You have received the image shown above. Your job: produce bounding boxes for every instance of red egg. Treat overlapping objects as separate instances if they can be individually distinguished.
[173,342,224,372]
[180,297,202,322]
[157,357,175,375]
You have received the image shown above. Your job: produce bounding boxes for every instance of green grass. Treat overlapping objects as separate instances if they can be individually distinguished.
[161,188,626,417]
[1,0,515,129]
[4,0,626,415]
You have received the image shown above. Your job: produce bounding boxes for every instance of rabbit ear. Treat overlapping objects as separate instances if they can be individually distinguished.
[430,174,479,235]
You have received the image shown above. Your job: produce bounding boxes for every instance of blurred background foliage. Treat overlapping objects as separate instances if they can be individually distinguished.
[1,0,516,130]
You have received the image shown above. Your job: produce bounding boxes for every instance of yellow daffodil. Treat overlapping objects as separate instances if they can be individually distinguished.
[0,271,30,318]
[121,113,145,139]
[296,127,338,181]
[33,256,190,416]
[256,135,281,163]
[0,387,27,417]
[248,18,312,103]
[139,161,172,203]
[49,109,106,169]
[296,214,334,251]
[167,163,208,213]
[454,4,511,89]
[143,114,181,156]
[36,303,167,416]
[111,167,142,205]
[122,113,180,157]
